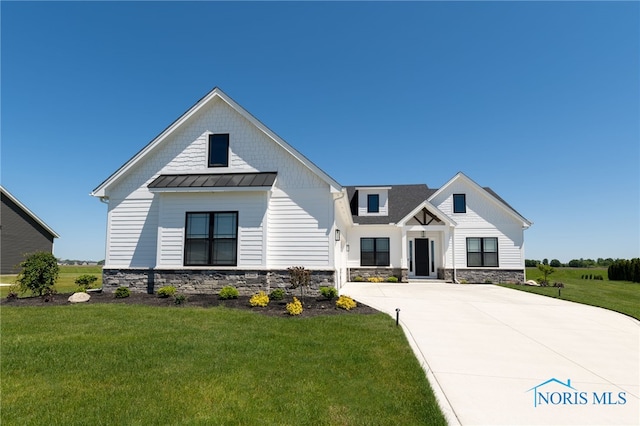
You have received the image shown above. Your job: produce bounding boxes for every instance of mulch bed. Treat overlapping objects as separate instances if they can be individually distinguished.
[1,291,379,318]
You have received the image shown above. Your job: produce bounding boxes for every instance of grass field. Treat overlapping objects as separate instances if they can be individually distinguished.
[0,265,102,297]
[1,305,446,425]
[499,267,640,320]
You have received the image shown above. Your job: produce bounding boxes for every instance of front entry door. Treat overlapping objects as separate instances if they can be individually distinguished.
[415,238,430,276]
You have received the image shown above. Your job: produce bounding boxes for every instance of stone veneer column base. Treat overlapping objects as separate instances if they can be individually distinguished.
[443,269,524,284]
[102,268,335,296]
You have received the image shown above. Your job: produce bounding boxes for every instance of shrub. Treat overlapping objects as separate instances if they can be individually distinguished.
[75,274,98,289]
[459,279,468,284]
[336,295,357,311]
[157,286,177,298]
[286,297,303,316]
[250,291,270,307]
[74,287,87,293]
[386,276,399,283]
[319,286,338,300]
[353,276,365,282]
[16,252,59,296]
[269,288,285,300]
[288,266,310,297]
[219,286,239,300]
[6,285,19,300]
[114,287,130,298]
[367,277,384,283]
[174,294,187,305]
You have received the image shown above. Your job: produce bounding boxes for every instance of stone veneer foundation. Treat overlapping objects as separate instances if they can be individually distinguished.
[441,269,525,284]
[102,268,335,296]
[347,267,408,282]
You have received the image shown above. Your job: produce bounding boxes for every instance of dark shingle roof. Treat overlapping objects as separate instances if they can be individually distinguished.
[346,184,436,224]
[148,172,277,189]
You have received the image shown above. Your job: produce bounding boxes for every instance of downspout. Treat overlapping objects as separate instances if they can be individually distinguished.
[332,190,347,291]
[452,225,459,284]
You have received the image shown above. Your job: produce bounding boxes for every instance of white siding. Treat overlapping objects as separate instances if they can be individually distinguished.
[267,188,331,268]
[106,195,158,268]
[156,192,267,268]
[432,177,525,269]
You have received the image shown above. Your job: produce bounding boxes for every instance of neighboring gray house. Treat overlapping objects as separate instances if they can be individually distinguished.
[92,87,531,294]
[0,186,60,274]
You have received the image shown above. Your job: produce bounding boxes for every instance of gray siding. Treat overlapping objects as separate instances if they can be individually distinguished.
[1,194,55,274]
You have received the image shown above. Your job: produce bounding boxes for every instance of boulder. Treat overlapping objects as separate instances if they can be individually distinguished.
[68,292,91,303]
[525,280,540,287]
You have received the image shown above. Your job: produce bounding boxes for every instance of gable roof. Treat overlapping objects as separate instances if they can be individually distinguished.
[347,184,437,224]
[429,172,532,228]
[0,186,60,238]
[91,87,342,198]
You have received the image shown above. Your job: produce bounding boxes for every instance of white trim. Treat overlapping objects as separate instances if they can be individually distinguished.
[0,186,60,238]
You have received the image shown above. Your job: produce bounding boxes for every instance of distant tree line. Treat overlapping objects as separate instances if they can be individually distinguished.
[607,259,640,283]
[525,258,617,268]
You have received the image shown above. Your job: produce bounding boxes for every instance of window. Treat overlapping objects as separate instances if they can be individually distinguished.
[208,134,229,167]
[453,194,466,213]
[361,238,390,266]
[467,237,498,267]
[185,212,238,266]
[367,194,379,213]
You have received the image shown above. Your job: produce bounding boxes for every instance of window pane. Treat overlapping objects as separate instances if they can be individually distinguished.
[361,252,375,266]
[214,213,237,238]
[209,134,229,167]
[185,240,209,265]
[467,238,481,252]
[361,238,374,252]
[376,252,390,266]
[213,240,236,265]
[376,238,389,252]
[468,252,482,267]
[367,194,379,213]
[187,214,209,238]
[484,238,497,252]
[484,252,498,267]
[453,194,466,213]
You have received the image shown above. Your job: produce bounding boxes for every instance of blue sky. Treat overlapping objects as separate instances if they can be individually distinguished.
[2,1,638,263]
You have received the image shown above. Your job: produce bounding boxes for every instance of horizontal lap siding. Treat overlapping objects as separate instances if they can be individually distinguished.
[157,192,267,268]
[107,197,158,267]
[267,190,330,267]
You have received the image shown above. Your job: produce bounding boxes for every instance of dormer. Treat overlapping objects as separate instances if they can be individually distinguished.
[356,187,391,216]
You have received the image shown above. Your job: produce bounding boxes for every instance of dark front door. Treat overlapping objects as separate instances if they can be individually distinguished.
[415,238,430,276]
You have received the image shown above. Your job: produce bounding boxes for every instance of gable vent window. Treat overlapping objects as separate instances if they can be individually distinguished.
[453,194,466,213]
[208,134,229,168]
[367,194,379,213]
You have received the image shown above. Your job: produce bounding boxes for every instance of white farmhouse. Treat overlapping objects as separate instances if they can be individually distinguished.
[92,87,531,293]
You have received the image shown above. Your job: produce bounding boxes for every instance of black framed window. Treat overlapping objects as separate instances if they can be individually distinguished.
[185,212,237,266]
[467,237,498,267]
[208,134,229,167]
[453,194,466,213]
[367,194,379,213]
[361,237,390,266]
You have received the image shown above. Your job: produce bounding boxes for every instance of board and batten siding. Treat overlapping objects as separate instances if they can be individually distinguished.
[267,188,332,268]
[106,195,158,268]
[155,192,268,268]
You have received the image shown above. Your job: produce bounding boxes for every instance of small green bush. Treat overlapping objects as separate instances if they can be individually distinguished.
[75,274,98,289]
[16,251,59,296]
[74,287,87,293]
[353,276,364,282]
[386,276,399,283]
[157,286,177,298]
[250,291,269,307]
[319,286,338,300]
[286,297,303,315]
[269,288,285,300]
[174,294,187,305]
[219,286,239,300]
[114,287,130,298]
[336,295,357,311]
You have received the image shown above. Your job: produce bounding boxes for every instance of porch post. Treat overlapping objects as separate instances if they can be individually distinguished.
[400,226,407,270]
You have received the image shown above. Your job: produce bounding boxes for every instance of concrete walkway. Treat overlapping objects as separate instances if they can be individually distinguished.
[341,282,639,426]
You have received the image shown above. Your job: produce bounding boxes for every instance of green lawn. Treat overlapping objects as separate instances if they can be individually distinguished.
[499,267,640,320]
[1,304,446,425]
[0,265,102,297]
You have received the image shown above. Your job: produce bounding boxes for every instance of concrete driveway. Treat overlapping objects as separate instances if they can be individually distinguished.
[341,282,639,425]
